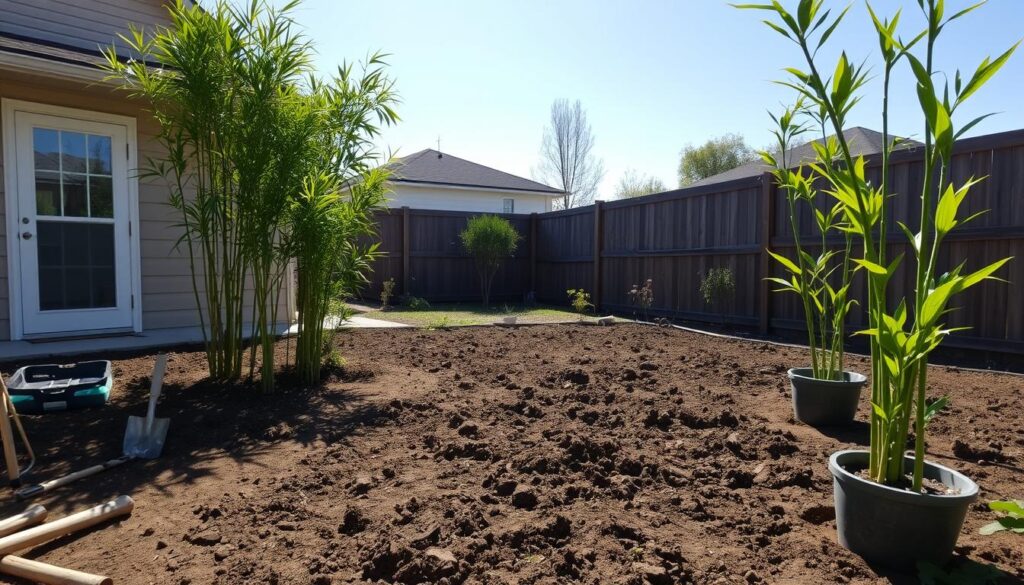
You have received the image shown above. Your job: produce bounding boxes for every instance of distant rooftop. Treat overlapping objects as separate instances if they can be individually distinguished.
[385,149,563,195]
[690,126,921,187]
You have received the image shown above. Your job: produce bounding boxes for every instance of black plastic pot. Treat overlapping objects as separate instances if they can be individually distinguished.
[829,450,979,570]
[787,368,866,426]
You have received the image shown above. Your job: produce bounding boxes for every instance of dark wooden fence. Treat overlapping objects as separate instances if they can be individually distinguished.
[361,128,1024,354]
[361,208,533,303]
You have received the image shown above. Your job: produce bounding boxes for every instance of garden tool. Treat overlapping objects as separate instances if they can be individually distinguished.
[15,355,168,500]
[123,354,170,459]
[0,374,35,487]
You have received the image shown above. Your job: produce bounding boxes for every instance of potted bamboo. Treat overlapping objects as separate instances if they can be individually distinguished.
[763,103,863,426]
[742,0,1017,570]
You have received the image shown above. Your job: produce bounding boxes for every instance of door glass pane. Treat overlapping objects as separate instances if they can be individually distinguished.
[36,221,116,310]
[87,135,112,175]
[35,171,61,216]
[32,128,115,218]
[33,128,59,171]
[63,173,88,217]
[60,132,87,173]
[89,176,113,218]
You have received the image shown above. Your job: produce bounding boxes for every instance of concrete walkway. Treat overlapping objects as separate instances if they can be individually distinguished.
[340,315,408,328]
[0,313,408,362]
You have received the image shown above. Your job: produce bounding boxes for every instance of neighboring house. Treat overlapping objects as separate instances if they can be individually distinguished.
[0,0,290,351]
[690,126,921,187]
[382,149,563,214]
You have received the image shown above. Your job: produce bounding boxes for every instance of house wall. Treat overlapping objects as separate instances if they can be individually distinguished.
[386,184,554,214]
[0,70,291,341]
[0,0,170,56]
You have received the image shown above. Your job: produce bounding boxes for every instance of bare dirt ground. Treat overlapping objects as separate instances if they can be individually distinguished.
[0,324,1022,585]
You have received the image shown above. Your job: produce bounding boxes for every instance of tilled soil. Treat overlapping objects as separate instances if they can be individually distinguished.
[1,324,1022,585]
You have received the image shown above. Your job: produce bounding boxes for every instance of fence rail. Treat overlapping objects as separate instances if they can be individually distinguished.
[361,128,1024,354]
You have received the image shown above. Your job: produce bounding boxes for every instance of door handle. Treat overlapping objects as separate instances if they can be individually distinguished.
[21,232,32,240]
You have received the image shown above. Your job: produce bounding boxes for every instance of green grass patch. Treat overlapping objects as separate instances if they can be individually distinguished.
[363,303,590,327]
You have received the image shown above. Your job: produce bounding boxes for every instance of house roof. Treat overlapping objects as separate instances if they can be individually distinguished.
[385,149,564,195]
[689,126,921,187]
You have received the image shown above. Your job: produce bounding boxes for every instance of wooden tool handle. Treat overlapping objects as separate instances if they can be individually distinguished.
[15,458,130,501]
[0,505,47,537]
[146,355,168,430]
[0,495,134,556]
[0,555,111,585]
[0,377,21,486]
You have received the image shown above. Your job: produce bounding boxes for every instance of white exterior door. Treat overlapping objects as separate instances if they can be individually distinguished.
[9,109,135,336]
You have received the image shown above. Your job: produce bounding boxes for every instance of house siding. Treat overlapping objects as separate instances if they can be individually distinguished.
[0,70,291,341]
[387,184,555,214]
[0,0,170,57]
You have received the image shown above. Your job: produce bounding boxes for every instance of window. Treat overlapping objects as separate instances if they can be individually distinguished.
[503,198,514,213]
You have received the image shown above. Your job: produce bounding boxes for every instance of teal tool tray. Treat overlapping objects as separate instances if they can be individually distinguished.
[5,360,112,413]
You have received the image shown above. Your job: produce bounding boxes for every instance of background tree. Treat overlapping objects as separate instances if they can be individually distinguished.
[535,99,604,209]
[615,169,666,199]
[460,216,521,307]
[677,133,758,186]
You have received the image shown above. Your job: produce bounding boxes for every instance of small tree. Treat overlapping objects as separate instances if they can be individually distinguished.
[678,133,758,186]
[699,267,736,324]
[615,170,666,199]
[460,216,521,307]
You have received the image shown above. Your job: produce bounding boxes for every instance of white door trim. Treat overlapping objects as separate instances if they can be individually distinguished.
[2,98,142,340]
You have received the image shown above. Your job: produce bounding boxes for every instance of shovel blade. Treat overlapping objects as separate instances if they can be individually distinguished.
[123,415,169,459]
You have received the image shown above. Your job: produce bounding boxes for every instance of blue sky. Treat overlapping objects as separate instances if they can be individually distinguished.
[274,0,1024,198]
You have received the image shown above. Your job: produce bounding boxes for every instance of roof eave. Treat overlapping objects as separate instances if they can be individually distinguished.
[390,179,565,197]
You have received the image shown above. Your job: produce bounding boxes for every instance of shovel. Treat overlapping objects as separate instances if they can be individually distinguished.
[123,354,169,459]
[15,355,170,500]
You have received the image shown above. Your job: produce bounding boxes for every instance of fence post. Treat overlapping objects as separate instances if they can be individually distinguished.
[529,213,538,296]
[758,173,774,335]
[592,200,604,309]
[401,206,411,296]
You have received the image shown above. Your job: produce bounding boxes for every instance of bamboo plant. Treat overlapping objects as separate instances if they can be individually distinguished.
[105,0,398,390]
[763,101,855,381]
[740,0,1017,490]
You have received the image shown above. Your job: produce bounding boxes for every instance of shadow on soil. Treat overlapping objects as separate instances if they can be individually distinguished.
[0,361,381,517]
[869,556,1024,585]
[809,420,871,444]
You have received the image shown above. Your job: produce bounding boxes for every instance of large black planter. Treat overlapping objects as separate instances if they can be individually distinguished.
[787,368,866,426]
[829,450,979,570]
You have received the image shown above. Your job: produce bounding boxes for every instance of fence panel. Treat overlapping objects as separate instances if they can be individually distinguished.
[357,129,1024,354]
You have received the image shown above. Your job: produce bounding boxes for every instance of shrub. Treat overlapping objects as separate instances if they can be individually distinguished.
[460,216,521,307]
[380,278,396,310]
[404,296,430,310]
[699,268,736,322]
[566,289,593,320]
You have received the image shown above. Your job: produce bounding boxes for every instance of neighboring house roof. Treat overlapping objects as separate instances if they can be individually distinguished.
[385,149,564,195]
[689,126,922,187]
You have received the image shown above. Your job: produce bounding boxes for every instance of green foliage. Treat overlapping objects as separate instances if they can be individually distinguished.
[980,500,1024,535]
[678,133,758,186]
[762,101,856,381]
[380,278,396,310]
[739,0,1017,490]
[699,267,737,307]
[566,289,593,319]
[404,296,431,310]
[615,170,666,199]
[460,215,521,306]
[426,316,452,330]
[290,170,388,385]
[103,0,397,389]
